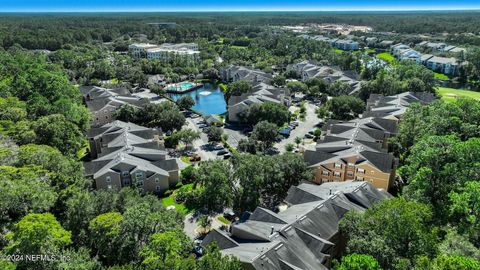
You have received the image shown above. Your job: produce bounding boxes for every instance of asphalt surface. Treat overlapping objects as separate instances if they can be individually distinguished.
[275,102,320,153]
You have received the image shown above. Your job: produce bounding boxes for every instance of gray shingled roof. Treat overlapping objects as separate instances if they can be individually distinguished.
[202,181,390,270]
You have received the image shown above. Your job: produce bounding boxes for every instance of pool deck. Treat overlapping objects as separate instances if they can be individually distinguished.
[165,82,203,93]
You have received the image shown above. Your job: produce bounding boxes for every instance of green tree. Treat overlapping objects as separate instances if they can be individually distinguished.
[449,181,480,246]
[326,81,352,96]
[237,138,258,154]
[89,212,124,264]
[197,243,243,270]
[225,80,252,101]
[414,255,480,270]
[243,102,290,126]
[333,254,383,270]
[272,75,286,86]
[140,230,195,270]
[0,166,57,224]
[56,247,101,270]
[251,121,279,150]
[204,126,223,144]
[438,229,480,259]
[326,95,365,120]
[286,81,308,94]
[33,114,85,156]
[340,197,438,269]
[391,99,480,158]
[180,166,196,184]
[177,96,196,110]
[399,136,480,219]
[195,160,234,212]
[172,128,201,149]
[285,143,294,152]
[6,213,72,259]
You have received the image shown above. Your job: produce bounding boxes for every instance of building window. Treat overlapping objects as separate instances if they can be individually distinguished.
[156,186,161,192]
[348,163,355,167]
[155,178,160,183]
[357,168,365,174]
[322,171,329,176]
[334,163,342,168]
[139,180,144,186]
[347,171,354,177]
[135,172,143,178]
[356,176,364,181]
[322,178,329,183]
[122,171,129,177]
[106,176,111,183]
[334,172,341,177]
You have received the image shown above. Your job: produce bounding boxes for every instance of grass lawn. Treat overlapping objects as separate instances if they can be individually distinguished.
[161,185,197,215]
[363,48,376,53]
[376,52,395,63]
[434,72,450,80]
[334,49,345,53]
[437,87,480,102]
[76,142,89,161]
[180,156,193,164]
[217,216,232,225]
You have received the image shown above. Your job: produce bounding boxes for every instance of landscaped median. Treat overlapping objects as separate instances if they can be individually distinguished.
[437,87,480,102]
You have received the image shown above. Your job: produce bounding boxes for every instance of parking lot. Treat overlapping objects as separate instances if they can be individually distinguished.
[275,102,321,153]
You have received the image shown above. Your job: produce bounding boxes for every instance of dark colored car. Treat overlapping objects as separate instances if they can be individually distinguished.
[217,149,229,155]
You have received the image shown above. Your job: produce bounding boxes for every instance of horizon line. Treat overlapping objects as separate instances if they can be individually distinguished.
[1,8,480,13]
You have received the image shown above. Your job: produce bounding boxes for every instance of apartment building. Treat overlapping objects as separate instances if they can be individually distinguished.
[220,65,290,122]
[301,35,359,50]
[220,65,273,84]
[81,86,166,127]
[391,43,461,75]
[202,181,390,270]
[81,86,149,127]
[331,38,360,50]
[322,117,398,149]
[287,60,360,94]
[128,42,200,62]
[84,121,179,194]
[304,139,396,190]
[227,82,291,122]
[364,92,436,121]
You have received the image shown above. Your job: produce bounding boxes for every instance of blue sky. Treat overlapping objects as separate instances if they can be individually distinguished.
[1,0,480,12]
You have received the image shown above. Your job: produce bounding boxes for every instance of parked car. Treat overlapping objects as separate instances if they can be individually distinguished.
[217,149,229,156]
[304,133,314,139]
[265,147,280,156]
[213,144,224,151]
[223,153,232,159]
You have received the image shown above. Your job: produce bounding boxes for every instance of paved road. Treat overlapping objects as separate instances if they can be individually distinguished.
[185,117,218,161]
[183,212,228,240]
[275,102,320,153]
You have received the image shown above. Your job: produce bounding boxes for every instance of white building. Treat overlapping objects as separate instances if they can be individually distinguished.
[128,43,200,62]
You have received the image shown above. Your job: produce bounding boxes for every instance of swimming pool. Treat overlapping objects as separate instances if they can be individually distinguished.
[165,82,198,92]
[169,83,227,115]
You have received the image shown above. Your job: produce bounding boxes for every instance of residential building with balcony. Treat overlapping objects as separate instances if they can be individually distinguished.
[84,121,179,194]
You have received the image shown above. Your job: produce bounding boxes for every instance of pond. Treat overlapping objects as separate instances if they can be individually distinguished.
[169,83,227,116]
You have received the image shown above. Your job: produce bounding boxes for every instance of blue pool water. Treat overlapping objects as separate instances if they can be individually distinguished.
[169,83,227,115]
